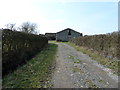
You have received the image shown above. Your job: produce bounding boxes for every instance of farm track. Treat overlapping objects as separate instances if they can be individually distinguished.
[51,43,118,88]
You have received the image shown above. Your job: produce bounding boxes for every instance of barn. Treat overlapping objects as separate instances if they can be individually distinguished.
[45,33,56,40]
[56,28,82,41]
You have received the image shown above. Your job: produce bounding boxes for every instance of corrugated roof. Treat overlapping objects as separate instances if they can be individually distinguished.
[57,28,81,34]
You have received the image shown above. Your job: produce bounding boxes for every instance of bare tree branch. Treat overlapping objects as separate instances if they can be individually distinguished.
[5,23,16,30]
[20,22,38,34]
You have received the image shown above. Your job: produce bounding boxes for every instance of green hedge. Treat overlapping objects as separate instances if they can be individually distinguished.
[2,29,48,75]
[70,32,119,60]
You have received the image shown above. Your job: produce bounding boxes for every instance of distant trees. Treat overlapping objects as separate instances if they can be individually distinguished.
[4,21,38,34]
[5,23,16,31]
[20,22,37,34]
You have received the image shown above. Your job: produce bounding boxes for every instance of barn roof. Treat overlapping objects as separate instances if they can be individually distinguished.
[57,28,81,34]
[45,33,56,35]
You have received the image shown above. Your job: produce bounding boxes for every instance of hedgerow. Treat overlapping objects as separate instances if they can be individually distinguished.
[70,31,119,60]
[2,29,48,76]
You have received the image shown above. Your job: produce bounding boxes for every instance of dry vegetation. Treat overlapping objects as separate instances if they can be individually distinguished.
[70,31,119,60]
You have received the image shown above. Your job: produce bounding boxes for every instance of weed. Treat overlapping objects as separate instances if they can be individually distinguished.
[72,67,84,73]
[84,79,98,88]
[68,55,82,64]
[68,55,75,60]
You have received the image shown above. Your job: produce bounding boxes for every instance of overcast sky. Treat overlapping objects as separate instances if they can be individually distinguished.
[0,0,118,35]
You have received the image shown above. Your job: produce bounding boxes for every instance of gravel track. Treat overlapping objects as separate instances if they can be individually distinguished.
[51,43,118,88]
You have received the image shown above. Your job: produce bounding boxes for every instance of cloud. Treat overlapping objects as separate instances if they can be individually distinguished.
[0,0,65,34]
[37,18,65,34]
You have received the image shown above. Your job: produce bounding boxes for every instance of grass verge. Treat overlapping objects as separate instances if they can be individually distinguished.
[64,42,119,75]
[48,40,58,44]
[2,43,58,88]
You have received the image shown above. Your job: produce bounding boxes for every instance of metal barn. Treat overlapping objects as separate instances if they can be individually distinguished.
[56,28,82,41]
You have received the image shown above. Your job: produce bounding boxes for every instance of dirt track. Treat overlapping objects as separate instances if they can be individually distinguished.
[51,43,118,88]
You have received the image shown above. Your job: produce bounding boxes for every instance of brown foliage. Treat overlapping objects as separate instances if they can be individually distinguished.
[70,32,119,60]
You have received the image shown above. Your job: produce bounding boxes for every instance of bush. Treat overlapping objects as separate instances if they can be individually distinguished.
[2,29,48,76]
[70,31,119,60]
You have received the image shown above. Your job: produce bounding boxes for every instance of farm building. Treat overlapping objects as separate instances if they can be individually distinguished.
[56,28,82,41]
[45,33,56,40]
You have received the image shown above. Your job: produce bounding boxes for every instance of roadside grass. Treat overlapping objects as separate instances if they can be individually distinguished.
[64,42,119,75]
[3,43,58,88]
[48,40,57,44]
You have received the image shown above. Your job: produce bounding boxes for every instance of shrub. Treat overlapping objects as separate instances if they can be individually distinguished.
[70,31,119,60]
[2,29,48,76]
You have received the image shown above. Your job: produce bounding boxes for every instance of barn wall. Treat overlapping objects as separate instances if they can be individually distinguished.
[56,30,68,41]
[71,30,81,38]
[56,30,81,41]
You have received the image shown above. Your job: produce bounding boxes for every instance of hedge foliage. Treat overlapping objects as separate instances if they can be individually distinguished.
[2,29,48,75]
[70,32,120,60]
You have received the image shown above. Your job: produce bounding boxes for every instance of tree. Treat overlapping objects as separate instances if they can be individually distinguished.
[5,23,16,31]
[21,22,37,34]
